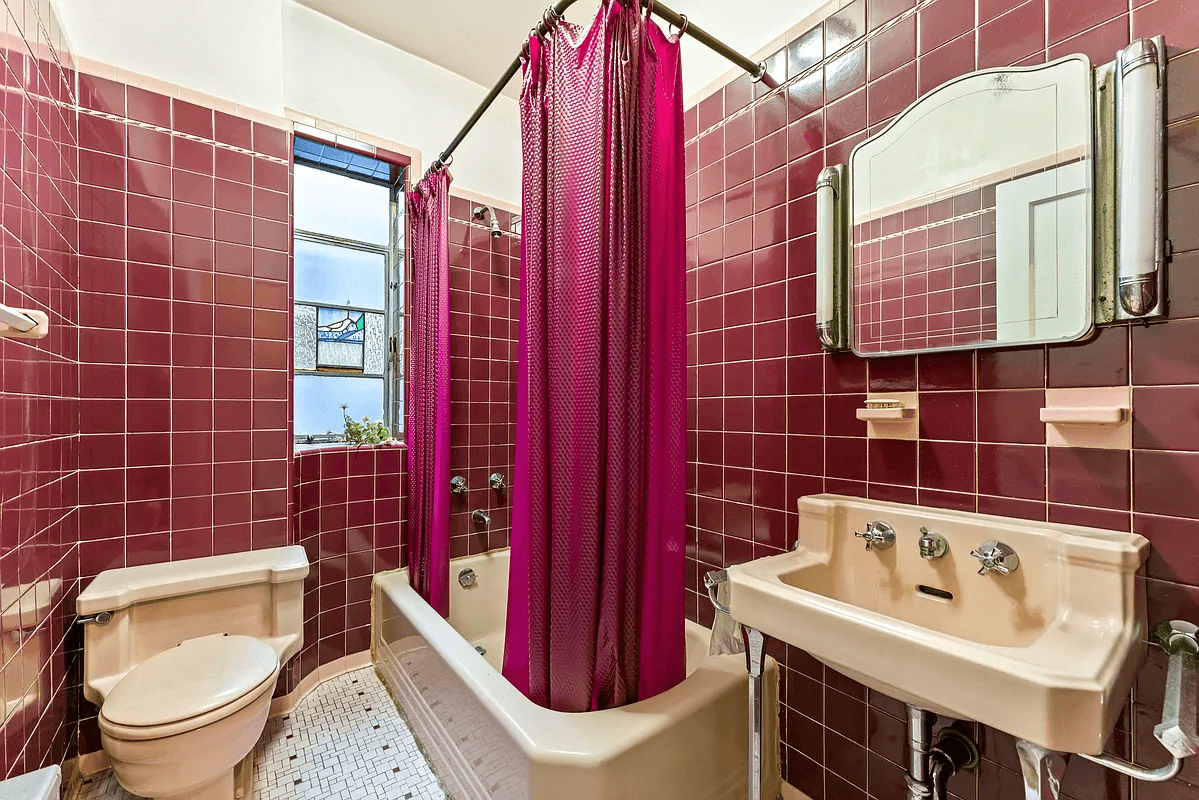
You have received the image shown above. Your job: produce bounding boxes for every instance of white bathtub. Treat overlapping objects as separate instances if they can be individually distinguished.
[373,549,781,800]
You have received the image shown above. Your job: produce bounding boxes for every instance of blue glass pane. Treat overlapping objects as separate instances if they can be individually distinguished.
[295,240,385,309]
[294,137,392,182]
[294,164,390,245]
[295,375,384,437]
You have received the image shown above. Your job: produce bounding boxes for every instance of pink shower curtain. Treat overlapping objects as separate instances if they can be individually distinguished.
[406,171,452,617]
[503,0,687,712]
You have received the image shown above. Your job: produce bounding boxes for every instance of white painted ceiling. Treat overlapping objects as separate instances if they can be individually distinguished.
[291,0,828,101]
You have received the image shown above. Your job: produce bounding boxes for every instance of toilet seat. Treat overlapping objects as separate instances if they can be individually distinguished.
[99,634,279,741]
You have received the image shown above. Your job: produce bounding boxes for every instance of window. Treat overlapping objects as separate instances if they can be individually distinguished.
[292,138,405,444]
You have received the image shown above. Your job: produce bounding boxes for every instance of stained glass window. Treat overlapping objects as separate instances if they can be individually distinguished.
[293,138,403,444]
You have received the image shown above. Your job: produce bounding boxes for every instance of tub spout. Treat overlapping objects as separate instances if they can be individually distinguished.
[472,509,491,528]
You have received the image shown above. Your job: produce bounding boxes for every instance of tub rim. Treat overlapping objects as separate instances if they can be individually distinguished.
[373,556,753,767]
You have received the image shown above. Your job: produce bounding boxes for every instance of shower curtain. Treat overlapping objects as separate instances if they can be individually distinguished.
[406,170,452,617]
[503,0,687,712]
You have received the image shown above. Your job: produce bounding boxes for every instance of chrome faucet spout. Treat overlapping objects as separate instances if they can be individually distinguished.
[471,509,491,527]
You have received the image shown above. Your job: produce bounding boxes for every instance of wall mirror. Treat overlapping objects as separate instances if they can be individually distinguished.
[815,39,1168,357]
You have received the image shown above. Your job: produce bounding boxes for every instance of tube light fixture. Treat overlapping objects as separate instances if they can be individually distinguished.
[815,165,844,350]
[1115,37,1166,318]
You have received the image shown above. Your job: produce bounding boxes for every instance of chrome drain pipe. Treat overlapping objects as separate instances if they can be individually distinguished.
[905,706,936,800]
[905,707,980,800]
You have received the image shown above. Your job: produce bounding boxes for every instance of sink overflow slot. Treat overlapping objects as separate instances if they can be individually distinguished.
[916,585,954,601]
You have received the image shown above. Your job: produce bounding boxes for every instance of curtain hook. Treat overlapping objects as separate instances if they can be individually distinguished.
[441,154,453,168]
[672,13,689,38]
[644,0,655,19]
[542,7,561,33]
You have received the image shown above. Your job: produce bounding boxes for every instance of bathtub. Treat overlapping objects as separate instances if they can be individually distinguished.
[373,549,781,800]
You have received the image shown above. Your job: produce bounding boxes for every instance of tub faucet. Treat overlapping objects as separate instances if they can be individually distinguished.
[472,509,491,528]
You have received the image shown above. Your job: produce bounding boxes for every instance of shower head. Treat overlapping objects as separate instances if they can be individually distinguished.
[473,205,504,239]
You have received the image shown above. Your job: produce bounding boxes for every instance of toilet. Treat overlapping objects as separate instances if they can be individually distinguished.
[76,547,309,800]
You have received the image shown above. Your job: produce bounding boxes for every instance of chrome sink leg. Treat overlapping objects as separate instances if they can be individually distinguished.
[906,705,936,799]
[1016,740,1068,800]
[1155,620,1199,758]
[742,626,768,800]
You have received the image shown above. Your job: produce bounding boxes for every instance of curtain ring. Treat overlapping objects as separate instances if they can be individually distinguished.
[542,7,561,33]
[441,154,453,168]
[672,13,689,38]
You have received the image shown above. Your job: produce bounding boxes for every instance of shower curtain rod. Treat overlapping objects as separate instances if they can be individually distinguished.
[422,0,767,181]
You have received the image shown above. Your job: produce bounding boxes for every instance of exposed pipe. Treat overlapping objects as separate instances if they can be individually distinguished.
[906,706,936,800]
[421,0,768,182]
[904,708,979,800]
[1077,751,1182,783]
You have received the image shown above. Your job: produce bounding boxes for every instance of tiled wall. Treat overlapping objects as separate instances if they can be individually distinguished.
[446,196,518,556]
[293,445,403,677]
[70,72,300,756]
[0,0,79,779]
[681,0,1199,798]
[74,73,293,576]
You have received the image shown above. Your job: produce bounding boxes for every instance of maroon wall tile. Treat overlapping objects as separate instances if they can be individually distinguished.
[683,7,1199,786]
[0,0,82,778]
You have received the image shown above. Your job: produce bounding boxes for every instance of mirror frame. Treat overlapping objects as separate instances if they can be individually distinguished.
[815,38,1168,358]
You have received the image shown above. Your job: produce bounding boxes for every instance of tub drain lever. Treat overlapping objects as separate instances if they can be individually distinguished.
[1155,620,1199,758]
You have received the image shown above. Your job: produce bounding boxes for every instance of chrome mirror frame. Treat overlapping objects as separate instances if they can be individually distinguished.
[815,37,1169,355]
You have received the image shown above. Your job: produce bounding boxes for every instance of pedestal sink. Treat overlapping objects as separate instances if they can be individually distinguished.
[725,494,1149,756]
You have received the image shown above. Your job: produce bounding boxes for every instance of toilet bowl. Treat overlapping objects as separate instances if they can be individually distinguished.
[77,547,308,800]
[98,634,279,800]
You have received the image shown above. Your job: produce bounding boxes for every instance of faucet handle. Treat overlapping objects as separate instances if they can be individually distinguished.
[450,476,467,495]
[489,472,507,490]
[970,541,1019,576]
[854,520,896,551]
[918,527,949,560]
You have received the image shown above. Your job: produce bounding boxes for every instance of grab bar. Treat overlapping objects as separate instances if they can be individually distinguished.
[704,570,731,615]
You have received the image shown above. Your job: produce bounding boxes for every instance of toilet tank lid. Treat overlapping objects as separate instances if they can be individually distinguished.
[77,546,310,615]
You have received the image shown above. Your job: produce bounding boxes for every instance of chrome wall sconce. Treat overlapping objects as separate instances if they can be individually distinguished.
[1114,35,1167,320]
[815,165,849,351]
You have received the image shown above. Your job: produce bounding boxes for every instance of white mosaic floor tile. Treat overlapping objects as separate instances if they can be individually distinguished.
[71,667,447,800]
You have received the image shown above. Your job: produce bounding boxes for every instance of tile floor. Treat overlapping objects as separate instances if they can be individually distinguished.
[71,667,447,800]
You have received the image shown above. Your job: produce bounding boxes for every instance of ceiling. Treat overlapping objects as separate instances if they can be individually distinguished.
[291,0,827,100]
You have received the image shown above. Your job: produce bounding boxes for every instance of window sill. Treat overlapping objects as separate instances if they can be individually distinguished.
[294,440,407,455]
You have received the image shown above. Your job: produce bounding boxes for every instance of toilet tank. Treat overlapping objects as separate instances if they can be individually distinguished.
[77,547,309,706]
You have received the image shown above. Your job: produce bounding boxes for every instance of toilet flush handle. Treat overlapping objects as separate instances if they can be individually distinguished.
[75,611,113,626]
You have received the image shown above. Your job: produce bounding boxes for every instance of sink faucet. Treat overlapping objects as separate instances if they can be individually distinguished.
[854,520,895,551]
[918,527,949,559]
[970,541,1019,576]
